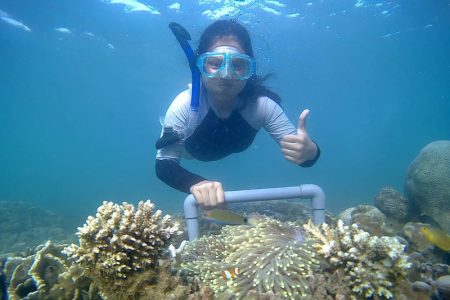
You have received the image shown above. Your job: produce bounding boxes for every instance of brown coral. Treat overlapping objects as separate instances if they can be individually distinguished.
[63,200,181,299]
[374,187,409,220]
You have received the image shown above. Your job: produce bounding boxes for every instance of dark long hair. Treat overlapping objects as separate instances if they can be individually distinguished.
[197,19,281,104]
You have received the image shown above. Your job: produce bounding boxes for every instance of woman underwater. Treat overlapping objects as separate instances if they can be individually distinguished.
[156,19,320,208]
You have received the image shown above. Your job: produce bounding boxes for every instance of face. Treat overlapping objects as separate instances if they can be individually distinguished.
[201,36,248,98]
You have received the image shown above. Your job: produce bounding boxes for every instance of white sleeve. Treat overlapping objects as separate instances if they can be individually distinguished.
[156,89,191,161]
[260,97,297,143]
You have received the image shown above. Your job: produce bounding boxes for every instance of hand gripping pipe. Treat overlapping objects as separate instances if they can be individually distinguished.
[184,184,325,241]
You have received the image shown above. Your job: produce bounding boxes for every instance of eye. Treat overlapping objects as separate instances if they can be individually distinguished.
[206,56,223,70]
[233,59,246,70]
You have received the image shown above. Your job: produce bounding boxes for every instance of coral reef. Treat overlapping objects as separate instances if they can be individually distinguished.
[349,205,390,236]
[2,239,205,300]
[229,200,335,224]
[3,240,98,300]
[303,220,411,299]
[63,200,181,299]
[374,187,409,220]
[338,205,391,236]
[405,140,450,232]
[182,215,318,299]
[0,201,75,255]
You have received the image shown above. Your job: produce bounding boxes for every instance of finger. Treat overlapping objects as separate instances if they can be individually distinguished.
[207,185,217,207]
[283,154,303,164]
[281,136,304,148]
[281,148,302,160]
[216,183,225,205]
[281,141,301,152]
[281,134,301,143]
[191,188,203,206]
[297,109,310,135]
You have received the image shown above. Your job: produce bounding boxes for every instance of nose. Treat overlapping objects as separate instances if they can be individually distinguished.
[219,62,233,79]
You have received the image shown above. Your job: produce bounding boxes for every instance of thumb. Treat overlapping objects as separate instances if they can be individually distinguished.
[297,109,310,135]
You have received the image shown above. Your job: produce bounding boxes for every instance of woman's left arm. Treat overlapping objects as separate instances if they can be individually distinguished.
[280,109,320,166]
[261,99,320,167]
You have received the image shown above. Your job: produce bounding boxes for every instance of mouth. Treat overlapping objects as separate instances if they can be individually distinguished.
[216,80,237,87]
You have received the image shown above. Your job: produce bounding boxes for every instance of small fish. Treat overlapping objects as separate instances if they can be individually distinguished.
[204,209,248,225]
[221,267,240,280]
[419,225,450,252]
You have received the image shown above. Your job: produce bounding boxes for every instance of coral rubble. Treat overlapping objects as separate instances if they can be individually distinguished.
[63,200,181,299]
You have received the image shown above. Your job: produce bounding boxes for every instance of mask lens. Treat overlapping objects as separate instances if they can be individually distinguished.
[202,54,225,76]
[231,56,253,79]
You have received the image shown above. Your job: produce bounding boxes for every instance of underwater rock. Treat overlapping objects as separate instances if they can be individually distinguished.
[412,280,432,293]
[405,140,450,232]
[374,187,409,220]
[436,275,450,300]
[337,207,355,225]
[349,205,390,236]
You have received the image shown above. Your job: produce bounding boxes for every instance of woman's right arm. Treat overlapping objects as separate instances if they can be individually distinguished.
[155,158,206,193]
[155,159,224,207]
[155,89,225,207]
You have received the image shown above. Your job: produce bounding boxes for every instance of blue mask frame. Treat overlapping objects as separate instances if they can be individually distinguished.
[196,52,256,80]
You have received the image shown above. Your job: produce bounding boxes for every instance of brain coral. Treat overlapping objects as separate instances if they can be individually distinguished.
[404,140,450,232]
[374,187,409,220]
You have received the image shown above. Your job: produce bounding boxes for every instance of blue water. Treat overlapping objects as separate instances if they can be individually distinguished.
[0,0,449,222]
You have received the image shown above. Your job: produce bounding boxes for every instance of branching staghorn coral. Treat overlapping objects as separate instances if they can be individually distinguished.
[182,215,318,299]
[64,200,181,299]
[304,220,411,299]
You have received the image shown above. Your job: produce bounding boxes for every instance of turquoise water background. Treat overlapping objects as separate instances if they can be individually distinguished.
[0,0,449,223]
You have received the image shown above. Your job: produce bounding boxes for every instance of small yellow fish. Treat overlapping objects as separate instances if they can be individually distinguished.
[221,267,240,280]
[204,209,248,225]
[419,225,450,252]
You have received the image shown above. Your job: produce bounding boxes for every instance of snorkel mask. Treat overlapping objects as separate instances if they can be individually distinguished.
[196,46,256,80]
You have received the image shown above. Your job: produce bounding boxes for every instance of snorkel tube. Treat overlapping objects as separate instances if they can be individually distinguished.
[156,23,201,150]
[168,22,201,111]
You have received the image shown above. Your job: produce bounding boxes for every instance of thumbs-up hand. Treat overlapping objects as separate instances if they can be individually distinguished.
[280,109,318,165]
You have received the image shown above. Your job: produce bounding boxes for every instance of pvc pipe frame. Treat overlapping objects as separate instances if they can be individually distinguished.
[184,184,326,241]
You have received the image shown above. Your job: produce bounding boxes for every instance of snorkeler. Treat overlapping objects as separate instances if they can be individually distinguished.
[155,20,320,208]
